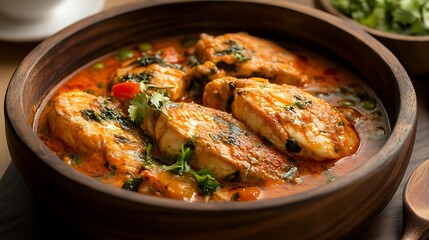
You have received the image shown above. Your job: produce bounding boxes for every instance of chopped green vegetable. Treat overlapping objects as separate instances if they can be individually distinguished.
[293,95,312,109]
[163,145,193,175]
[131,52,184,71]
[128,93,149,125]
[140,143,154,169]
[191,169,221,196]
[216,40,251,62]
[116,49,135,61]
[122,177,143,191]
[338,99,356,107]
[99,107,134,129]
[362,99,376,110]
[120,72,154,83]
[149,91,171,118]
[164,144,220,196]
[81,106,134,128]
[331,0,429,35]
[138,42,152,52]
[358,93,377,110]
[92,62,105,70]
[128,83,173,125]
[80,109,102,122]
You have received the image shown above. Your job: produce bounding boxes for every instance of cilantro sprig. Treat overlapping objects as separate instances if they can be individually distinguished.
[163,144,220,196]
[128,82,173,125]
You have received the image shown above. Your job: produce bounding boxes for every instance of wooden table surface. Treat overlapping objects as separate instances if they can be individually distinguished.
[1,0,428,239]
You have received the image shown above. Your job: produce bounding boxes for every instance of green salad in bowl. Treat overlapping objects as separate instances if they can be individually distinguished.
[331,0,429,35]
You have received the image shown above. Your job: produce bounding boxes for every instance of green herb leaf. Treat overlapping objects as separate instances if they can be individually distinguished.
[164,143,220,196]
[132,52,184,71]
[163,145,193,175]
[216,40,251,62]
[128,93,149,125]
[191,169,221,196]
[122,177,143,191]
[92,62,105,70]
[80,109,102,122]
[138,42,152,52]
[116,49,135,61]
[120,72,153,83]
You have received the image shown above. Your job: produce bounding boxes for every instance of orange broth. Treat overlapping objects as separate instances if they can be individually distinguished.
[36,34,389,202]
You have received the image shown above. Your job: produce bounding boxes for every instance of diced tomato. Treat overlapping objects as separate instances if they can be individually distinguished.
[161,46,183,63]
[112,82,140,99]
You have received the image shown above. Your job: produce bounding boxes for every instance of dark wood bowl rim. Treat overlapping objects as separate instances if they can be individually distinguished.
[5,0,417,211]
[318,0,429,41]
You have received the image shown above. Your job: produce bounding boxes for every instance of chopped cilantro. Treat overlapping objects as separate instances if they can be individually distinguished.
[131,52,184,71]
[92,63,105,70]
[116,49,135,61]
[293,95,312,109]
[120,72,153,83]
[163,145,193,175]
[128,93,149,125]
[122,177,143,191]
[191,169,221,196]
[150,91,171,118]
[99,107,134,129]
[338,99,356,107]
[138,42,152,52]
[216,40,251,62]
[81,109,102,122]
[331,0,429,35]
[140,143,154,170]
[284,104,295,112]
[164,144,220,196]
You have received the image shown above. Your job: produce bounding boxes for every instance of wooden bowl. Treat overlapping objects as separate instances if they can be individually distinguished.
[4,0,417,239]
[315,0,429,76]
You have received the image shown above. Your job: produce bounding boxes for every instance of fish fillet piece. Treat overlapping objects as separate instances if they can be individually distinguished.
[48,90,145,175]
[203,77,360,162]
[142,102,291,184]
[192,32,309,86]
[115,59,189,101]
